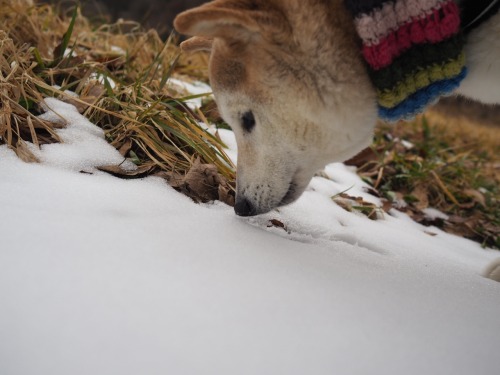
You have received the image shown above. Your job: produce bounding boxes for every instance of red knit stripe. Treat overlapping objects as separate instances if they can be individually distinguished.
[354,0,445,46]
[362,0,460,70]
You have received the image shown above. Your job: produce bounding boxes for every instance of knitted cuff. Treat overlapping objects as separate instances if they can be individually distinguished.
[344,0,467,121]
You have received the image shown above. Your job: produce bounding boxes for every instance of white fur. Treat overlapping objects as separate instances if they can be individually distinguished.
[175,1,500,216]
[455,12,500,103]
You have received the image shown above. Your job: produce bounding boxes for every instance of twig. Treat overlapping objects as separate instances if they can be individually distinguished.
[430,170,460,206]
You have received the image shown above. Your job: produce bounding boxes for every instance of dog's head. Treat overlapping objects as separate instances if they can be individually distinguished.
[174,0,377,216]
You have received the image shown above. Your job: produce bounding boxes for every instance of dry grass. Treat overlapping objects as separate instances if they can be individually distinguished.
[0,0,235,203]
[347,114,499,249]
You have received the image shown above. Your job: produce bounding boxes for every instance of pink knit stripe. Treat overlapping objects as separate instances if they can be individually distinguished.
[362,1,461,70]
[355,0,445,45]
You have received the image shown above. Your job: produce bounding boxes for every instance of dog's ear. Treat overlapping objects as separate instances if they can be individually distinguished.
[174,1,288,44]
[180,36,213,53]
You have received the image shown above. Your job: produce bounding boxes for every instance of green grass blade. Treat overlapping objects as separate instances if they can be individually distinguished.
[53,5,78,65]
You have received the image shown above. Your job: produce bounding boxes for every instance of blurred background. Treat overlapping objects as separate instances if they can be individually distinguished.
[40,0,206,38]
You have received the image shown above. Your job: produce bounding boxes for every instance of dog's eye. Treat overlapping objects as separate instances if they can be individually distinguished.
[241,111,256,132]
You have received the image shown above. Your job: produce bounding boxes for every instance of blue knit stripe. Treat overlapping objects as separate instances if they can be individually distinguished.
[378,67,468,122]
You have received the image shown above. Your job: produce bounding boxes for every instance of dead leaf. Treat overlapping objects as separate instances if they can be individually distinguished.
[443,222,477,240]
[364,187,381,198]
[157,158,234,204]
[448,215,468,224]
[344,147,378,167]
[182,159,221,202]
[333,193,382,220]
[157,170,184,188]
[464,189,486,207]
[267,219,287,231]
[218,182,235,207]
[97,163,153,179]
[333,197,352,212]
[117,139,133,157]
[14,140,39,163]
[381,199,393,213]
[411,185,429,211]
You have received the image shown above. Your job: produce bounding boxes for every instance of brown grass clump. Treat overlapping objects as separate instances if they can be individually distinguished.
[0,29,58,162]
[0,0,235,204]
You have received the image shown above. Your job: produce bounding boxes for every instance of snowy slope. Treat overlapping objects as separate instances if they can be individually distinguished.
[0,98,499,375]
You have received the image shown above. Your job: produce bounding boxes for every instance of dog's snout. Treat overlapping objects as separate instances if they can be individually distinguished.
[234,197,256,217]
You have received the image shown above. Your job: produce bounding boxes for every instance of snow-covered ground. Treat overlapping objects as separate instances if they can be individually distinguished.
[1,97,499,375]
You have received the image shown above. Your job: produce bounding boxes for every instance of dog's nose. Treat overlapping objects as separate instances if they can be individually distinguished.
[234,197,256,216]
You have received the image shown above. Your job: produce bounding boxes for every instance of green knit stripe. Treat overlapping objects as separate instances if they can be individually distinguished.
[377,52,465,108]
[369,34,464,91]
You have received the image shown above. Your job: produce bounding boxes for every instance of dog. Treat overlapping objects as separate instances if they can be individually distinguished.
[174,0,500,217]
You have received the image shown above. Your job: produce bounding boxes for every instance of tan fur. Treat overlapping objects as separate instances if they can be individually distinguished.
[180,36,213,52]
[174,1,500,216]
[175,0,377,215]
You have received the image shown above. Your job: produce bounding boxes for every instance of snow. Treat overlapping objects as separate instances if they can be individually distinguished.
[423,207,450,221]
[89,72,117,89]
[1,98,499,375]
[32,98,135,172]
[168,77,212,109]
